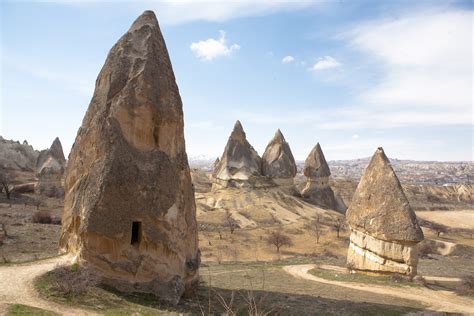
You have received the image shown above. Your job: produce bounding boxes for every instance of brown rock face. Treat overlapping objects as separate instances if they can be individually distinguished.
[36,137,66,197]
[346,147,424,276]
[301,143,338,211]
[262,129,297,184]
[59,11,199,304]
[346,148,423,242]
[212,120,263,188]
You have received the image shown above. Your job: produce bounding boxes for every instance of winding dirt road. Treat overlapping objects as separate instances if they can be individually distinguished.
[0,256,96,316]
[283,264,474,314]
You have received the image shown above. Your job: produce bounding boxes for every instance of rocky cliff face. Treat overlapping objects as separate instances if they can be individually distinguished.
[212,121,264,188]
[346,148,423,276]
[0,137,39,171]
[262,129,297,185]
[301,143,340,212]
[59,11,199,304]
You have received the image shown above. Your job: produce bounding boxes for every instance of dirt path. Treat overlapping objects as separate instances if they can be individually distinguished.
[0,256,97,316]
[283,264,474,314]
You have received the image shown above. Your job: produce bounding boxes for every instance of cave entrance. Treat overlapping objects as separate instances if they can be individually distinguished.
[131,221,142,246]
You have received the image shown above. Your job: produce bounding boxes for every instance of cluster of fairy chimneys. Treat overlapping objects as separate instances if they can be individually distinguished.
[212,120,343,212]
[213,121,425,276]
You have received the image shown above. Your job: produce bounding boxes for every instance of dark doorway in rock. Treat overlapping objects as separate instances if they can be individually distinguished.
[131,221,142,246]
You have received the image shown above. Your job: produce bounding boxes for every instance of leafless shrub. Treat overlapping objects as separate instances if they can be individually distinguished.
[0,223,6,245]
[418,242,434,258]
[32,210,53,224]
[332,217,345,238]
[0,168,15,200]
[412,275,427,287]
[265,230,293,254]
[225,210,239,234]
[306,216,322,244]
[47,264,100,296]
[456,275,474,295]
[391,273,409,283]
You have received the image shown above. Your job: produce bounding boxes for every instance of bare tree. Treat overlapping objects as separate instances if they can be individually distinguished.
[265,230,293,254]
[431,222,448,237]
[306,216,322,244]
[225,210,239,234]
[0,168,14,200]
[332,218,345,238]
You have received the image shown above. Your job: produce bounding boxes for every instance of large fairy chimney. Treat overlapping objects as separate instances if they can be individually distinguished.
[300,143,338,211]
[346,147,424,276]
[59,11,200,304]
[261,129,297,186]
[212,120,263,188]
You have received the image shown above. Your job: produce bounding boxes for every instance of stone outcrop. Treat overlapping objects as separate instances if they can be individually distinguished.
[301,143,338,211]
[36,137,66,197]
[59,11,199,304]
[346,147,423,276]
[0,136,39,171]
[262,129,297,186]
[212,121,265,188]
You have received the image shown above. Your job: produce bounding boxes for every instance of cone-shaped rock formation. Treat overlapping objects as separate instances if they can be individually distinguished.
[59,11,199,304]
[36,137,66,197]
[262,129,297,185]
[301,143,339,211]
[212,120,263,188]
[346,147,423,276]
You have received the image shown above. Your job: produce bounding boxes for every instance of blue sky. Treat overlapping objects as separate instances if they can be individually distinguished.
[1,0,472,161]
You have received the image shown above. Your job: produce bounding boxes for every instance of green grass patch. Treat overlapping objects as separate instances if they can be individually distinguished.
[309,267,421,288]
[6,304,57,316]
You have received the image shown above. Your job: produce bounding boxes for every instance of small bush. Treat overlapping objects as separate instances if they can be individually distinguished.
[32,210,52,224]
[391,273,405,283]
[418,242,433,258]
[413,275,427,287]
[0,223,6,245]
[456,275,474,295]
[47,264,100,296]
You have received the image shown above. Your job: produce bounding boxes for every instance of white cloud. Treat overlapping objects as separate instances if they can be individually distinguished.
[310,56,341,71]
[190,31,240,61]
[281,55,295,64]
[346,9,472,119]
[352,134,359,139]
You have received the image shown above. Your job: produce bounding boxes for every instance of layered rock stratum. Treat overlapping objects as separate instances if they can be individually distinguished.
[59,11,199,304]
[262,129,297,185]
[346,147,424,276]
[212,121,264,188]
[301,143,340,211]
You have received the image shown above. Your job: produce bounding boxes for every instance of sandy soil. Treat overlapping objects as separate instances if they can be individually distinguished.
[0,256,96,315]
[283,264,474,314]
[417,210,474,230]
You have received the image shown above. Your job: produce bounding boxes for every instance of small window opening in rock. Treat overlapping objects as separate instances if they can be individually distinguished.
[131,221,142,246]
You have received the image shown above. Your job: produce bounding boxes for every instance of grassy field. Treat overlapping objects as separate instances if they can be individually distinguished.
[34,257,429,315]
[6,304,58,316]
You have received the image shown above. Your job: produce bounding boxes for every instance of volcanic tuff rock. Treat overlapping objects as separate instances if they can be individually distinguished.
[346,147,424,276]
[212,120,264,188]
[301,143,339,212]
[35,137,66,197]
[0,136,39,171]
[262,129,297,185]
[59,11,199,304]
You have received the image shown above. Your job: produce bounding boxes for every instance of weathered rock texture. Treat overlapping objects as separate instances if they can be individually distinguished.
[212,121,267,188]
[262,129,297,186]
[301,143,338,211]
[36,137,66,197]
[59,11,199,304]
[346,147,423,276]
[0,136,39,171]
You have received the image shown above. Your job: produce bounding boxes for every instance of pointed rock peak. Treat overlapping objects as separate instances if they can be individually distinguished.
[129,10,159,32]
[273,129,285,143]
[230,120,246,140]
[304,143,331,178]
[346,147,423,243]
